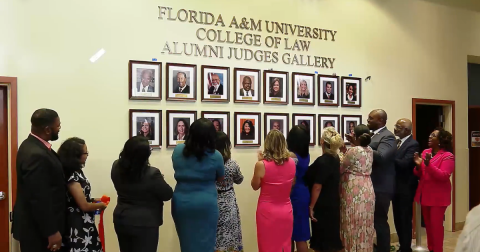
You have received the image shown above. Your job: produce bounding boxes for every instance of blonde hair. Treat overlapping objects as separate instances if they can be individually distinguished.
[297,80,310,96]
[263,130,291,165]
[321,127,344,156]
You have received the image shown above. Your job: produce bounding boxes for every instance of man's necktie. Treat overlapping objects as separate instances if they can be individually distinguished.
[397,139,402,149]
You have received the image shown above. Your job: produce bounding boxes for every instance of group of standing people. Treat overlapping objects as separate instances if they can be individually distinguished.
[11,108,455,252]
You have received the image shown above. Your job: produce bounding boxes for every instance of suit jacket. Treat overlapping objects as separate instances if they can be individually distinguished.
[111,160,173,227]
[208,84,223,95]
[414,149,454,206]
[323,92,334,100]
[12,135,66,241]
[174,85,190,94]
[239,88,254,96]
[369,127,397,194]
[137,83,155,92]
[394,136,420,195]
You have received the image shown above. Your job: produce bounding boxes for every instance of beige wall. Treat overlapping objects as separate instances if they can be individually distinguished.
[1,0,478,251]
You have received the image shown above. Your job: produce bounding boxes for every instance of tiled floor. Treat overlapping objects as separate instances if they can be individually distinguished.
[390,231,461,252]
[304,231,462,252]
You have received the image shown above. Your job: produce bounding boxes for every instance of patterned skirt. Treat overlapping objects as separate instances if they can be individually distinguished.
[215,189,244,252]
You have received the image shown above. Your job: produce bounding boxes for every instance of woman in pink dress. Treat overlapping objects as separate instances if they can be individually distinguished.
[413,128,454,252]
[251,129,296,252]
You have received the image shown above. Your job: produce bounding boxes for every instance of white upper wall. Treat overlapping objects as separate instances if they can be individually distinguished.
[1,0,478,251]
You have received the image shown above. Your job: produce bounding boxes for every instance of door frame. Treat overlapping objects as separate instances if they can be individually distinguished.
[0,76,18,214]
[412,98,456,233]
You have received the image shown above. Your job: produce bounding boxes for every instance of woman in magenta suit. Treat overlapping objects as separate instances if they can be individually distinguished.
[251,129,296,252]
[413,128,454,252]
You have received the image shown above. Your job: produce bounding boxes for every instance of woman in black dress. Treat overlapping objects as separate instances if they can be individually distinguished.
[304,127,344,252]
[58,137,107,252]
[240,120,255,140]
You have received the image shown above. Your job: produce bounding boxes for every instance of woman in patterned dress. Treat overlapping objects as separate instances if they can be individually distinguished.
[214,131,244,252]
[339,124,375,252]
[58,137,107,252]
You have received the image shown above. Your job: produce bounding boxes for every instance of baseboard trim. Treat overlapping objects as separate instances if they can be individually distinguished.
[455,221,465,231]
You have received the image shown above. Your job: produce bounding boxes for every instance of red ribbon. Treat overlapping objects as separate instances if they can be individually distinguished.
[99,210,106,251]
[98,195,110,252]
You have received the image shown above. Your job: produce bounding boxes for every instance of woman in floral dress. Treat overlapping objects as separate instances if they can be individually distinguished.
[339,124,375,252]
[214,132,244,252]
[58,137,107,252]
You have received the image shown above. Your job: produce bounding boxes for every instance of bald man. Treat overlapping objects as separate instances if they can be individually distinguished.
[367,109,397,252]
[207,73,223,95]
[392,118,419,252]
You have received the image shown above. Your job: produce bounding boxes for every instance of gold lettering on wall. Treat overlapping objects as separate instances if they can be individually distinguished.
[158,6,337,69]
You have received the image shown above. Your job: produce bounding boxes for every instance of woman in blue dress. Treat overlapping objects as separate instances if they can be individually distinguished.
[288,125,311,252]
[171,118,225,252]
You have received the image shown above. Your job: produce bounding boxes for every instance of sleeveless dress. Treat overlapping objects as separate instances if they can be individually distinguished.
[256,158,296,252]
[171,144,225,252]
[64,170,103,252]
[340,146,375,252]
[215,159,244,252]
[290,154,311,242]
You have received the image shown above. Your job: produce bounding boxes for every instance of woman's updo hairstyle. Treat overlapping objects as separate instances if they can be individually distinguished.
[321,127,344,155]
[354,124,372,147]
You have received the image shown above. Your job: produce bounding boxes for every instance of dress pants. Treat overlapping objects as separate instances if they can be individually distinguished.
[421,205,447,252]
[392,192,415,252]
[114,223,159,252]
[374,192,392,252]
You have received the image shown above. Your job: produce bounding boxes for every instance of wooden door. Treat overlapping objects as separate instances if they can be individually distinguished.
[0,86,9,251]
[469,107,480,209]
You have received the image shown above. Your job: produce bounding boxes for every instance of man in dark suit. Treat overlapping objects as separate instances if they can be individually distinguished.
[173,72,190,93]
[207,73,223,95]
[367,109,397,252]
[136,69,155,92]
[12,109,64,252]
[239,76,254,96]
[323,81,334,100]
[392,118,419,252]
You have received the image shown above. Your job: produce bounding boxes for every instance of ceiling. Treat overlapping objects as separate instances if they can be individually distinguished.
[421,0,480,12]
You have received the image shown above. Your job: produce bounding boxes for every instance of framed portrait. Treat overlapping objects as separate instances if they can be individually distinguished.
[234,68,260,103]
[293,113,316,146]
[318,75,339,106]
[201,65,230,102]
[264,113,289,137]
[342,115,362,144]
[128,61,161,100]
[234,112,261,147]
[166,63,197,101]
[318,114,340,145]
[292,72,315,106]
[341,77,362,107]
[201,111,230,136]
[129,109,162,148]
[263,70,288,105]
[166,110,197,147]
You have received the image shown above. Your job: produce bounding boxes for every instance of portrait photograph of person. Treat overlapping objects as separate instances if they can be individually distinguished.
[341,76,362,107]
[292,72,315,106]
[201,111,230,136]
[318,114,340,145]
[166,63,197,101]
[263,70,288,104]
[293,113,316,146]
[234,68,260,103]
[129,109,162,148]
[128,60,161,100]
[234,112,261,147]
[201,65,230,102]
[342,115,362,144]
[167,110,197,147]
[264,113,289,136]
[318,75,339,106]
